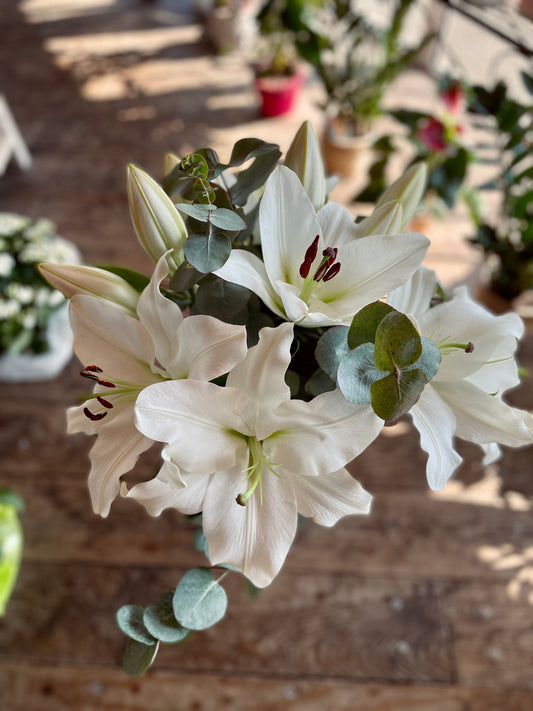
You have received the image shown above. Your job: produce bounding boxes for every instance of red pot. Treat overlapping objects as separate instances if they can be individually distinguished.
[255,72,304,118]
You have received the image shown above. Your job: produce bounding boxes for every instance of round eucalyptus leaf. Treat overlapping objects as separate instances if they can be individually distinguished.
[370,368,427,421]
[337,343,385,404]
[176,203,213,222]
[143,592,190,644]
[195,275,251,319]
[116,604,156,645]
[209,208,246,231]
[123,638,160,677]
[348,301,395,350]
[409,337,441,382]
[173,568,228,631]
[374,311,422,372]
[315,326,350,380]
[184,232,232,274]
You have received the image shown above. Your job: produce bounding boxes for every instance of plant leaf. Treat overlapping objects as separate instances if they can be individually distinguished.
[183,230,232,273]
[371,368,427,420]
[173,568,228,631]
[337,343,386,404]
[116,605,156,645]
[123,639,160,677]
[315,326,350,380]
[374,311,422,372]
[209,208,246,231]
[347,302,396,350]
[143,592,190,644]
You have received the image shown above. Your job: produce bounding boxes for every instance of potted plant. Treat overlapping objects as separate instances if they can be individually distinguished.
[468,71,533,312]
[297,0,435,178]
[0,213,80,381]
[355,78,482,232]
[201,0,262,54]
[252,32,304,117]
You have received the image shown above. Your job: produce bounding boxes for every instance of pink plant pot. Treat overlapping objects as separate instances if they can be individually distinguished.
[255,72,304,118]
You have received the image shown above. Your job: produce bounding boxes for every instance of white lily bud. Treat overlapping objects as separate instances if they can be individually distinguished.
[38,263,139,316]
[164,152,180,176]
[285,121,327,211]
[127,164,187,275]
[355,200,403,238]
[376,163,427,230]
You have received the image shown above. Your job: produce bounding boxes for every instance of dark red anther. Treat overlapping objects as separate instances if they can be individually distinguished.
[313,261,329,282]
[465,342,474,353]
[299,235,319,278]
[97,396,114,409]
[86,365,103,373]
[96,378,116,388]
[323,262,341,281]
[83,407,108,421]
[80,370,98,381]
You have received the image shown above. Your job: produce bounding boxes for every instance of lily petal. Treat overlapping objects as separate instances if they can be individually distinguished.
[261,391,382,476]
[203,467,298,588]
[433,380,533,448]
[127,469,212,517]
[290,468,372,526]
[85,403,154,516]
[260,166,322,289]
[317,201,360,247]
[134,380,251,474]
[410,386,462,491]
[465,335,522,393]
[215,249,285,319]
[387,266,438,320]
[69,295,157,385]
[316,233,430,319]
[226,323,293,411]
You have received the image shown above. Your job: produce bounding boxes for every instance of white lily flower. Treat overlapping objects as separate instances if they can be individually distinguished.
[214,166,430,328]
[388,267,533,491]
[375,163,428,230]
[68,254,247,517]
[130,322,381,588]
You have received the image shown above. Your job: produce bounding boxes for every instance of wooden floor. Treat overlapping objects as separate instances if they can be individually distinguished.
[1,2,533,709]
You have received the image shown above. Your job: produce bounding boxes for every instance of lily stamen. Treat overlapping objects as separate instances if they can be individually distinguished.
[438,339,475,355]
[299,235,319,278]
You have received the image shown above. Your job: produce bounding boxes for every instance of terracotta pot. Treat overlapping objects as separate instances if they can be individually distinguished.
[322,118,371,179]
[255,72,304,118]
[519,0,533,19]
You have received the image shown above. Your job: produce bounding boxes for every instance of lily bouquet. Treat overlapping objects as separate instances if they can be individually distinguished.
[40,121,533,675]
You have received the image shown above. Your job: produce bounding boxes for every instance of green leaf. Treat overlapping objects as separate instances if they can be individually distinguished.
[315,326,350,380]
[195,275,251,320]
[173,568,228,631]
[0,503,23,616]
[176,203,214,222]
[183,230,232,273]
[96,266,150,293]
[304,369,336,397]
[374,311,422,371]
[215,138,281,207]
[209,208,246,231]
[143,592,190,644]
[337,343,386,405]
[180,153,209,179]
[347,302,396,350]
[116,605,156,645]
[370,368,427,421]
[123,638,160,677]
[168,260,205,292]
[408,337,441,382]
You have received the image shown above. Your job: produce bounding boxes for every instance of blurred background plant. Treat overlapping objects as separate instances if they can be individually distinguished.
[0,489,23,617]
[467,70,533,302]
[355,77,482,227]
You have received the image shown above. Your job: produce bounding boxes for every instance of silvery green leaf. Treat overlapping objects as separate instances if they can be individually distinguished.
[337,343,385,405]
[123,638,160,677]
[173,568,227,631]
[315,326,350,380]
[143,592,190,644]
[116,605,156,645]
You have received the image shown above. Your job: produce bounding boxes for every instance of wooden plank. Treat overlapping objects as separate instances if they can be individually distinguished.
[447,578,533,687]
[3,664,533,711]
[0,564,453,684]
[6,466,532,583]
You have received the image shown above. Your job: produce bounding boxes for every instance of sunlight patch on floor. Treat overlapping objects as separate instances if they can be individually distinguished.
[430,465,531,511]
[20,0,117,23]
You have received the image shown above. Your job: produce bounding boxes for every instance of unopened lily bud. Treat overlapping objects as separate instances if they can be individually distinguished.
[127,164,187,275]
[376,163,427,230]
[355,200,403,237]
[38,263,139,316]
[285,121,327,211]
[164,152,181,176]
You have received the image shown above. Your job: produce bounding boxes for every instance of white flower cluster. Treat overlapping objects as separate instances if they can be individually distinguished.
[0,213,80,356]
